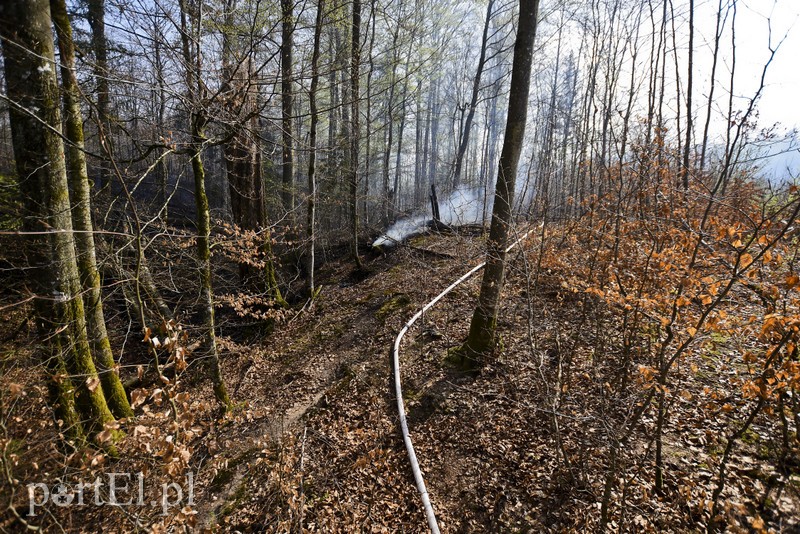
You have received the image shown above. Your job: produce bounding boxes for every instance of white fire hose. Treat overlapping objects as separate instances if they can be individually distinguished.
[392,227,533,533]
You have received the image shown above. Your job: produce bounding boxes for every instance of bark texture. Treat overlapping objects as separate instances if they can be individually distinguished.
[460,0,540,369]
[1,0,118,446]
[306,0,325,297]
[281,0,295,213]
[350,0,363,268]
[51,0,133,419]
[179,0,231,409]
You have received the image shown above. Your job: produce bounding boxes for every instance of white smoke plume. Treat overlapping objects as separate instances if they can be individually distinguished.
[439,187,486,226]
[371,215,430,248]
[372,186,490,247]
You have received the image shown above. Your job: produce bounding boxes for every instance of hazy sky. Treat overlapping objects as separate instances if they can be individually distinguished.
[732,1,799,176]
[670,0,799,177]
[719,0,800,130]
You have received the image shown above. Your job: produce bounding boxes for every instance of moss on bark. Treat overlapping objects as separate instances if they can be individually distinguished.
[51,0,133,419]
[1,0,120,452]
[191,121,232,411]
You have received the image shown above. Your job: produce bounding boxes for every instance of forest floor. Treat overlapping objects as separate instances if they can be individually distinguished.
[2,228,799,532]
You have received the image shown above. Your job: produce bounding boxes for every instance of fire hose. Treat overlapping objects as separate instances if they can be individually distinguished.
[392,227,533,533]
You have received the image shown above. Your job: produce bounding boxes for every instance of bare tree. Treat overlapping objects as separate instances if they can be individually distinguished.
[307,0,325,297]
[1,0,119,446]
[457,0,540,369]
[350,0,363,268]
[178,0,231,410]
[281,0,295,213]
[452,0,495,189]
[51,0,133,419]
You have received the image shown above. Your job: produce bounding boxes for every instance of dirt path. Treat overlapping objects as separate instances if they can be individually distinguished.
[195,246,448,527]
[189,235,487,531]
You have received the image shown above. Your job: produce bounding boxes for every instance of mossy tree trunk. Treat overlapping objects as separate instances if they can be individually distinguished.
[179,0,231,411]
[51,0,133,420]
[189,128,231,410]
[459,0,539,370]
[44,346,85,446]
[0,0,118,448]
[261,232,287,308]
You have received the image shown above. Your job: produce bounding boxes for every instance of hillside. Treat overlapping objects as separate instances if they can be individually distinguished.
[2,0,800,531]
[4,208,799,532]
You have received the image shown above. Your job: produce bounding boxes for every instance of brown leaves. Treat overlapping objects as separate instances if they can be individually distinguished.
[638,365,658,383]
[216,291,289,321]
[786,273,799,290]
[750,515,767,532]
[86,376,100,393]
[95,429,114,444]
[8,382,24,398]
[741,380,761,400]
[131,388,148,409]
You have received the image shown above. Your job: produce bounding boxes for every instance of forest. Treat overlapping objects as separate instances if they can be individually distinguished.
[0,0,799,531]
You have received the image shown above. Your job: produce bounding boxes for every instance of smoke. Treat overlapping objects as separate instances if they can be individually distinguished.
[371,215,430,247]
[372,186,490,247]
[439,186,487,226]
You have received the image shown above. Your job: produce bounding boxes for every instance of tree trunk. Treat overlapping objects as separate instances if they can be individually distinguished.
[415,76,425,207]
[307,0,325,297]
[219,2,282,303]
[382,24,400,226]
[680,0,694,190]
[190,134,231,410]
[339,24,350,231]
[428,79,441,189]
[363,0,377,226]
[421,81,432,200]
[700,0,724,171]
[281,0,295,214]
[459,0,539,369]
[452,0,494,190]
[179,0,231,410]
[51,0,133,419]
[153,19,169,223]
[393,75,409,213]
[1,0,119,447]
[86,0,111,192]
[350,0,363,268]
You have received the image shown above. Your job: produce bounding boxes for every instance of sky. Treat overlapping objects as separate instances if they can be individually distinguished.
[721,0,800,130]
[668,0,800,178]
[736,0,800,176]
